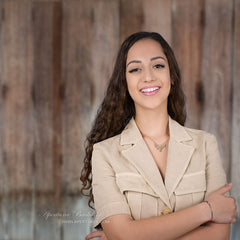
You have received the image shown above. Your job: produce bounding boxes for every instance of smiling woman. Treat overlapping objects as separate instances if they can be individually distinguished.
[125,39,171,114]
[80,32,237,240]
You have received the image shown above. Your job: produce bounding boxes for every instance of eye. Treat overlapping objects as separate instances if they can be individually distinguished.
[154,64,165,69]
[128,68,141,73]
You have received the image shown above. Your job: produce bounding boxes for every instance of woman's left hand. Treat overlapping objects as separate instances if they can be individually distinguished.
[85,230,108,240]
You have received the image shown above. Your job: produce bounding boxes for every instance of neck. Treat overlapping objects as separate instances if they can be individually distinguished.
[135,108,169,140]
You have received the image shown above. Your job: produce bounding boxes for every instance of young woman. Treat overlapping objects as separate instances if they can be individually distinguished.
[81,32,237,240]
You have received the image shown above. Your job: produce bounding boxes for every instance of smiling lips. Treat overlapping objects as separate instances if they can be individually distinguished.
[140,86,160,96]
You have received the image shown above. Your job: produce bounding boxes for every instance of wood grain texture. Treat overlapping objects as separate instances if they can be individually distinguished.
[142,0,172,44]
[3,0,34,193]
[0,1,5,198]
[120,0,143,41]
[32,2,63,240]
[230,0,240,236]
[0,2,6,237]
[120,0,172,44]
[172,0,203,129]
[91,0,120,115]
[1,2,34,238]
[32,2,55,193]
[201,0,233,176]
[61,0,94,194]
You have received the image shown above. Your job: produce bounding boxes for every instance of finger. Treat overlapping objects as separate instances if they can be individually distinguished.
[216,183,233,195]
[85,230,104,240]
[85,232,101,240]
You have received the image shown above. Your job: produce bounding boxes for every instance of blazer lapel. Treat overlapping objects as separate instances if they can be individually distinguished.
[120,119,171,208]
[165,118,195,198]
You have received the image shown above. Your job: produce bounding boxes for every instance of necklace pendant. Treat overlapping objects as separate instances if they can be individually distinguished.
[154,142,166,152]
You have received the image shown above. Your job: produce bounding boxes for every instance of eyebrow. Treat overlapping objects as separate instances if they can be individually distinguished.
[126,56,166,67]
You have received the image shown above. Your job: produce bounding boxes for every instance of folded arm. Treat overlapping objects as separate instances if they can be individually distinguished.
[101,185,236,240]
[176,223,230,240]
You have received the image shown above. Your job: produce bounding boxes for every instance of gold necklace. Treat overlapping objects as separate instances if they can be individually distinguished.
[144,135,169,152]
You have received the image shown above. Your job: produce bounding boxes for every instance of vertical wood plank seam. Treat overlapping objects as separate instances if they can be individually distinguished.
[200,0,206,110]
[31,4,36,240]
[170,0,173,47]
[1,3,8,239]
[52,2,64,239]
[229,0,236,182]
[1,6,4,22]
[196,0,204,116]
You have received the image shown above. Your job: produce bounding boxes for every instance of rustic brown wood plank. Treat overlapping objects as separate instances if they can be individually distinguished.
[120,0,143,41]
[0,0,5,198]
[61,0,94,194]
[142,0,172,44]
[121,0,172,44]
[91,0,120,112]
[201,0,233,176]
[230,0,240,236]
[32,2,62,240]
[32,2,55,193]
[0,2,7,238]
[120,0,174,67]
[172,0,203,129]
[3,0,34,193]
[2,1,34,238]
[32,1,62,196]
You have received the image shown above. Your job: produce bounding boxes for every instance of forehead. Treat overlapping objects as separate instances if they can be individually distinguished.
[127,38,165,61]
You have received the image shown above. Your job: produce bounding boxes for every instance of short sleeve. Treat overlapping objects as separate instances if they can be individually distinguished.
[92,144,131,228]
[204,134,228,199]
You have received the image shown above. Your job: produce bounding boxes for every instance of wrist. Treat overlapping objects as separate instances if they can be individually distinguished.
[199,202,212,223]
[204,201,213,222]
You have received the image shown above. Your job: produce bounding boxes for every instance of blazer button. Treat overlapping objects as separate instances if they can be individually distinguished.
[161,207,172,215]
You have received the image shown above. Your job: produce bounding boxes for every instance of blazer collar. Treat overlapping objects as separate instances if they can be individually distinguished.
[120,116,192,144]
[120,117,195,208]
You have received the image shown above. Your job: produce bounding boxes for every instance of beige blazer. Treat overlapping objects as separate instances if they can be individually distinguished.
[92,117,227,227]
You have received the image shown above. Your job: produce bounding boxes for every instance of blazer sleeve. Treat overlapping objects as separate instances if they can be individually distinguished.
[92,144,131,228]
[204,134,228,199]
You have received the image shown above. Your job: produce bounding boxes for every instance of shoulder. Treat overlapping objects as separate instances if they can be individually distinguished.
[184,125,217,142]
[181,125,220,157]
[169,117,217,145]
[92,133,123,165]
[93,118,140,152]
[93,133,121,151]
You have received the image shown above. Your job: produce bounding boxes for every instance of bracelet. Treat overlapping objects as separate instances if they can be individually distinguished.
[204,201,213,222]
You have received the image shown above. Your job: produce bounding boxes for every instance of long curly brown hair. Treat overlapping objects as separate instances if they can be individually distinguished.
[80,32,186,207]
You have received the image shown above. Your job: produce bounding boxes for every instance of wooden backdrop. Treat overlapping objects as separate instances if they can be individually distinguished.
[0,0,239,239]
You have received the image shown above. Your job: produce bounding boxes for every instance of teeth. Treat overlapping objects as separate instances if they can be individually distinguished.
[141,87,159,93]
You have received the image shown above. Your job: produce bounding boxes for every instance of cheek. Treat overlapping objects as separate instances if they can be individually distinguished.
[126,77,136,95]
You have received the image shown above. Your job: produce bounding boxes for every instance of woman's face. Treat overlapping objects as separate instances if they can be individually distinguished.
[126,38,171,114]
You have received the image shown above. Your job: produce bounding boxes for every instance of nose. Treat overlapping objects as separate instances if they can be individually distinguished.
[143,68,155,82]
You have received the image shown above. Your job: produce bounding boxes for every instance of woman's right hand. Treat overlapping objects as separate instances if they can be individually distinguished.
[206,183,237,223]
